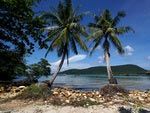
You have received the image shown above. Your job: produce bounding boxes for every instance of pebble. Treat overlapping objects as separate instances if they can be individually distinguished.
[89,98,96,102]
[65,100,70,103]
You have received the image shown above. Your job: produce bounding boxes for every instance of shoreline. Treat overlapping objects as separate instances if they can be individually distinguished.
[0,84,150,113]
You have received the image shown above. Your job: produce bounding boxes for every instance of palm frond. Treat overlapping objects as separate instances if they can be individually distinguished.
[72,33,88,51]
[44,28,61,42]
[69,35,78,54]
[57,1,63,18]
[103,9,112,22]
[52,28,67,48]
[41,12,62,25]
[110,33,124,54]
[115,26,134,35]
[57,43,64,57]
[43,0,88,62]
[112,11,126,26]
[88,23,98,28]
[45,45,53,58]
[65,0,73,18]
[77,25,88,37]
[90,37,103,55]
[88,30,103,40]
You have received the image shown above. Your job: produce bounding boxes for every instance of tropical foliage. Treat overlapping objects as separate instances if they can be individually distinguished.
[0,0,46,80]
[42,0,88,86]
[0,0,45,54]
[88,9,133,84]
[27,58,51,81]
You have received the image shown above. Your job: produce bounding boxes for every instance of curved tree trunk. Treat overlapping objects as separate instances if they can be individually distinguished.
[105,51,118,84]
[47,52,66,87]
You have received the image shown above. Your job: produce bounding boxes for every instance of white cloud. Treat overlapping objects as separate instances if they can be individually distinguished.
[61,63,92,71]
[52,54,87,66]
[51,54,87,72]
[147,56,150,60]
[124,45,134,56]
[98,55,104,64]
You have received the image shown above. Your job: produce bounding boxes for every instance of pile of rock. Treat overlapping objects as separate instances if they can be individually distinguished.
[128,90,150,105]
[48,88,123,106]
[48,87,150,107]
[0,86,26,99]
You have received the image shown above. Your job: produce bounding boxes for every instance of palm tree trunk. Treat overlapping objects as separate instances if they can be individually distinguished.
[105,51,117,84]
[47,52,66,87]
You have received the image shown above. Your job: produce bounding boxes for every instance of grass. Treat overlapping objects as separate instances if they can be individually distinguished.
[16,84,51,100]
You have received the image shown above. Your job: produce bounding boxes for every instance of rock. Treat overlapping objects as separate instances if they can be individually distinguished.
[82,93,86,96]
[18,86,26,89]
[53,91,59,95]
[83,96,87,99]
[98,94,101,98]
[129,102,134,106]
[95,91,99,95]
[99,99,105,103]
[14,89,20,93]
[66,91,71,96]
[89,98,96,102]
[65,100,70,103]
[5,87,11,92]
[0,87,4,92]
[138,97,144,101]
[113,99,124,103]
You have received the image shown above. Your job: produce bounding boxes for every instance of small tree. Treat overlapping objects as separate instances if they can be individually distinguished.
[27,59,51,81]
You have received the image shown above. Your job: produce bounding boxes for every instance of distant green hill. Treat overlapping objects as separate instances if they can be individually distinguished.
[60,64,147,75]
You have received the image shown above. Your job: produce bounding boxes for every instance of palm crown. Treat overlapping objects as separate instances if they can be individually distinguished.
[88,9,134,55]
[42,0,88,63]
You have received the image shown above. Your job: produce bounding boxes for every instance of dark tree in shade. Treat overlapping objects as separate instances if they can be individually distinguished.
[0,0,46,80]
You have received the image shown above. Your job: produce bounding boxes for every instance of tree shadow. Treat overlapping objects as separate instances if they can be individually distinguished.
[118,107,132,113]
[139,109,150,113]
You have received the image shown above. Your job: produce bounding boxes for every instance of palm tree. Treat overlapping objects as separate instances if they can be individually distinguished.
[88,9,133,84]
[42,0,88,87]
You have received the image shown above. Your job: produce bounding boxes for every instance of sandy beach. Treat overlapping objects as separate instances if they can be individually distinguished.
[10,104,120,113]
[0,85,150,113]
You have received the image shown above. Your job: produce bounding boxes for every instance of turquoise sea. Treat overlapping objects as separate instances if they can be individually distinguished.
[38,74,150,91]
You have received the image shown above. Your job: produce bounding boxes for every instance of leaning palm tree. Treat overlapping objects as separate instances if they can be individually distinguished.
[42,0,88,87]
[88,9,133,84]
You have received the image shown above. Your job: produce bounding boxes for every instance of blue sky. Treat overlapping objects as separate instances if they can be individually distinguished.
[26,0,150,71]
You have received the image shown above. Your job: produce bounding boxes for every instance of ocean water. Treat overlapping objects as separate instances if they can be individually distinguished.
[38,74,150,91]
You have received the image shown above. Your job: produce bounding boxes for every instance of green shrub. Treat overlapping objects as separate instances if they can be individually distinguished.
[18,84,51,100]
